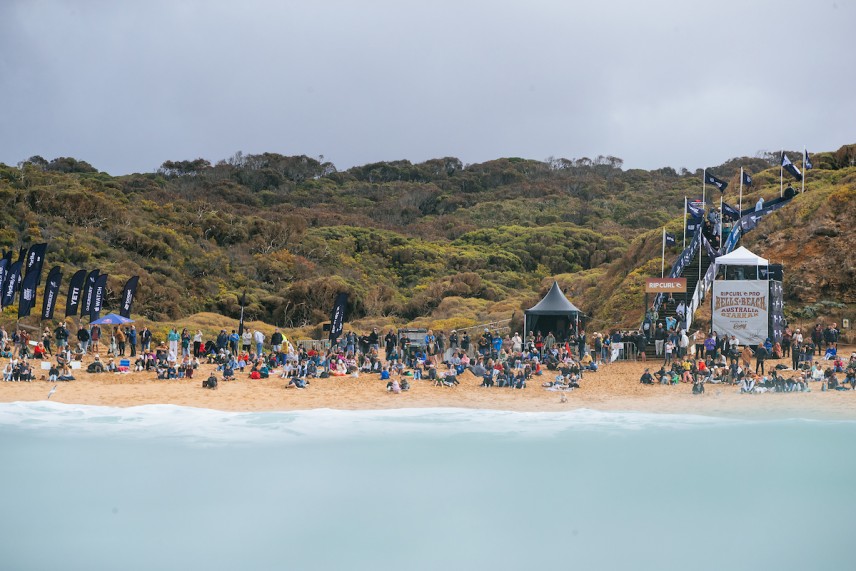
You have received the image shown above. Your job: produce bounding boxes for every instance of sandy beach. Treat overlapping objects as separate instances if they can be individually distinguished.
[3,348,855,420]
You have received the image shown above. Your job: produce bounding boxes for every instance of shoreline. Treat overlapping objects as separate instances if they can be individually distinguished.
[3,355,855,421]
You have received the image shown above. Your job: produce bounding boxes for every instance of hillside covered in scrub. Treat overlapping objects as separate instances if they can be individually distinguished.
[1,144,854,336]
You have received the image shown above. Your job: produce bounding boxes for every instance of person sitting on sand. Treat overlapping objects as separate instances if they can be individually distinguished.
[58,364,74,382]
[692,377,705,394]
[640,369,654,385]
[286,377,307,389]
[222,364,235,381]
[204,373,218,390]
[400,378,410,391]
[386,379,401,393]
[87,356,105,374]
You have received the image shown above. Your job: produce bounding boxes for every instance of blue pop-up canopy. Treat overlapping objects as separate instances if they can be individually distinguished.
[90,313,134,325]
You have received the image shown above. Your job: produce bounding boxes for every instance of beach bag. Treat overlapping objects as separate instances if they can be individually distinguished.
[250,371,261,379]
[320,371,330,378]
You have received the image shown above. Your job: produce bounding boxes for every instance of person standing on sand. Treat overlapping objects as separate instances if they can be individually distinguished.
[167,328,180,360]
[90,324,101,353]
[128,326,137,357]
[253,329,265,356]
[654,324,666,357]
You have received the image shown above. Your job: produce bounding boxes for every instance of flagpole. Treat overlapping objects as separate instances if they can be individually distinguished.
[683,197,687,250]
[780,149,784,197]
[801,146,806,193]
[719,194,723,245]
[661,227,666,278]
[739,167,744,215]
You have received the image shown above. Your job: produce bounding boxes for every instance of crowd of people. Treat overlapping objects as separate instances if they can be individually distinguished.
[1,320,852,400]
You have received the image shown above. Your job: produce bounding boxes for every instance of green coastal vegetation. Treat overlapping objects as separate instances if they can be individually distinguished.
[1,144,854,339]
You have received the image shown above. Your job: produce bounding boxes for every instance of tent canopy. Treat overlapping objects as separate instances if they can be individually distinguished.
[714,246,769,268]
[526,281,581,314]
[90,313,134,325]
[524,281,583,337]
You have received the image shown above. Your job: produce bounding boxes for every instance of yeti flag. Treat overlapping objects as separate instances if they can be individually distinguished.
[41,266,62,320]
[119,276,140,318]
[665,233,677,247]
[742,171,753,186]
[328,292,348,341]
[18,269,38,318]
[804,149,813,170]
[704,171,728,193]
[781,153,803,181]
[90,273,108,321]
[81,270,100,316]
[65,269,87,317]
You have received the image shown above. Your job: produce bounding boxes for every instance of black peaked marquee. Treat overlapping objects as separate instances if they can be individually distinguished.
[524,281,584,338]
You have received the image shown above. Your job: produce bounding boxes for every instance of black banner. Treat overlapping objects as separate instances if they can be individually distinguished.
[328,292,348,341]
[65,269,87,316]
[16,247,26,266]
[0,252,9,306]
[42,266,62,320]
[18,269,38,318]
[119,276,140,318]
[25,242,48,285]
[768,280,784,343]
[81,269,100,316]
[2,260,22,307]
[90,273,108,321]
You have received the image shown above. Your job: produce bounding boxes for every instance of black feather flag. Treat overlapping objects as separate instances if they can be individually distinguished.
[0,252,10,306]
[65,269,87,317]
[25,242,47,286]
[119,276,140,318]
[81,270,100,316]
[41,266,62,320]
[328,293,348,341]
[2,260,22,307]
[18,269,38,318]
[90,273,108,321]
[237,291,247,336]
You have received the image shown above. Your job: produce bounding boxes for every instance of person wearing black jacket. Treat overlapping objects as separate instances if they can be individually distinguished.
[54,323,69,350]
[640,369,654,384]
[271,329,284,352]
[77,326,90,354]
[755,345,768,374]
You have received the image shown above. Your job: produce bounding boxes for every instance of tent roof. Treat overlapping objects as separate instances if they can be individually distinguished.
[714,246,769,267]
[90,313,134,325]
[526,281,582,315]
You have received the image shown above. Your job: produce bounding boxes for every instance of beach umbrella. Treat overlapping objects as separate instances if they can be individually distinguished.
[89,313,134,325]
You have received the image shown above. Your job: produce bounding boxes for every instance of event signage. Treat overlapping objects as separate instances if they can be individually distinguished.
[42,266,62,320]
[119,276,139,318]
[645,278,687,293]
[65,269,87,317]
[712,280,769,345]
[328,292,348,341]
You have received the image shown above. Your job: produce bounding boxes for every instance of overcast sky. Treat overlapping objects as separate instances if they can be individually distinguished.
[1,0,853,175]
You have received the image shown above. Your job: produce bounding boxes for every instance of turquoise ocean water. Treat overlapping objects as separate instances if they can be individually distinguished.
[1,402,854,571]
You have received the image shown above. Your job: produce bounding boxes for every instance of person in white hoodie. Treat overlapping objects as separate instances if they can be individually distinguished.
[253,330,265,356]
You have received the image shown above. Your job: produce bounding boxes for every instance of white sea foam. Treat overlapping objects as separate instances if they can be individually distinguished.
[0,401,763,444]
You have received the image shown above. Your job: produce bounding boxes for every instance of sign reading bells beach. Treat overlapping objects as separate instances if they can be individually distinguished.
[712,280,769,345]
[644,278,687,293]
